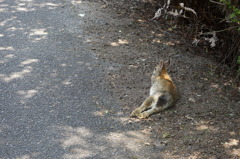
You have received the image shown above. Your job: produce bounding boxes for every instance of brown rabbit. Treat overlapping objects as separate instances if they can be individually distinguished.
[130,59,179,118]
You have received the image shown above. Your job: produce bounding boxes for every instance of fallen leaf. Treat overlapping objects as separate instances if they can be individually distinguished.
[163,133,170,138]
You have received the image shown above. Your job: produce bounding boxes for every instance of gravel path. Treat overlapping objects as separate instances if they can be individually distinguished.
[0,0,163,158]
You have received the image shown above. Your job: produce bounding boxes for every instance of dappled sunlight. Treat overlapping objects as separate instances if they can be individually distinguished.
[114,115,133,124]
[0,16,17,26]
[223,139,240,157]
[152,38,179,46]
[232,148,240,157]
[20,58,38,66]
[77,61,84,65]
[58,124,153,158]
[160,114,240,158]
[1,0,239,158]
[10,0,36,13]
[28,28,48,42]
[0,0,130,159]
[60,126,93,147]
[19,0,33,2]
[12,5,36,12]
[60,63,67,67]
[77,61,94,70]
[62,79,72,85]
[0,66,32,82]
[16,155,31,159]
[93,110,105,117]
[195,124,218,132]
[70,0,82,5]
[0,1,62,36]
[5,54,15,58]
[7,26,25,32]
[0,49,15,64]
[195,120,219,132]
[110,39,129,46]
[0,7,7,12]
[0,0,61,13]
[229,131,237,136]
[0,46,14,51]
[64,149,94,159]
[164,151,201,159]
[17,89,38,99]
[15,152,41,159]
[59,125,99,158]
[0,57,38,82]
[105,130,149,152]
[38,2,60,9]
[223,138,240,157]
[223,139,239,148]
[149,29,180,46]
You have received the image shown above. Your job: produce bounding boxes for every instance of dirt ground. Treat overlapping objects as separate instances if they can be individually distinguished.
[80,0,240,158]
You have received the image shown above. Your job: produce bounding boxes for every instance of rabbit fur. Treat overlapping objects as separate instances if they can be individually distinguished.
[130,59,179,118]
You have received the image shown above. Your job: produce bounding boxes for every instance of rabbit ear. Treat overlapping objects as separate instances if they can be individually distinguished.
[164,59,171,68]
[159,60,164,68]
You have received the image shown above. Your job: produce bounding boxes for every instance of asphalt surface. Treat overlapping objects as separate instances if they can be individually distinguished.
[0,0,163,158]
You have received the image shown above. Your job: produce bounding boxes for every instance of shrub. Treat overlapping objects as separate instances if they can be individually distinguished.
[153,0,240,79]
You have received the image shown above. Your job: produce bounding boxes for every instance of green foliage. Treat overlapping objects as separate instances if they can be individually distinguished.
[219,0,240,25]
[238,56,240,64]
[154,0,240,77]
[238,56,240,76]
[219,0,240,78]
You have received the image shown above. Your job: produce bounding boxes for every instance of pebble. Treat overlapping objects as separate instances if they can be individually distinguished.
[188,98,196,103]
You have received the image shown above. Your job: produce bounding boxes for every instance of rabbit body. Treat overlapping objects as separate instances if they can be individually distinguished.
[130,60,179,118]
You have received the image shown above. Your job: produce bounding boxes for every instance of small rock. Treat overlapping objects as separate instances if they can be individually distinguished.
[144,142,151,146]
[211,84,219,89]
[78,14,85,17]
[188,98,196,103]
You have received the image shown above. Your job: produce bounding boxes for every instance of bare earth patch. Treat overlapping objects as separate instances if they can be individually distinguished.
[75,0,240,158]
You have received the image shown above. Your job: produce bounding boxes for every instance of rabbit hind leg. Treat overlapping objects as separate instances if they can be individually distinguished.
[130,96,155,117]
[137,94,169,118]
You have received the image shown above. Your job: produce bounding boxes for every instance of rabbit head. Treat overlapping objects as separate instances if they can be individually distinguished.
[151,59,171,82]
[152,59,170,76]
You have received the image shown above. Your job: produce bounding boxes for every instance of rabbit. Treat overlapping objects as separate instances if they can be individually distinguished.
[130,59,179,118]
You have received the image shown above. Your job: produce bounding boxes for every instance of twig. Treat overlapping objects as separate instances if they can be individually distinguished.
[201,26,239,35]
[209,0,224,5]
[102,0,108,6]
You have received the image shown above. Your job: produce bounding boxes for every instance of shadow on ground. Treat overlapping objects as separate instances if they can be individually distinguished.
[0,0,164,159]
[79,0,240,159]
